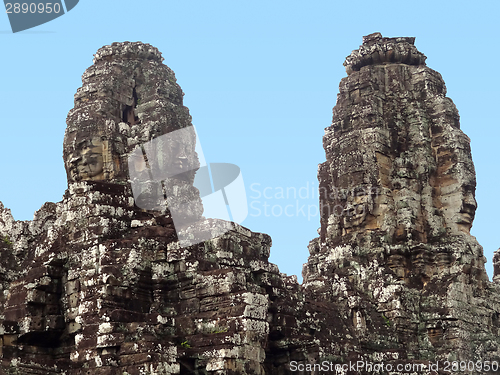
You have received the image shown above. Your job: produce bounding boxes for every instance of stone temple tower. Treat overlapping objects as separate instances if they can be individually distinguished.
[302,33,500,369]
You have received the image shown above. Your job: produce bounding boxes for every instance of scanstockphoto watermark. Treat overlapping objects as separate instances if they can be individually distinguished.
[3,0,79,33]
[289,360,499,373]
[249,182,382,221]
[289,361,427,373]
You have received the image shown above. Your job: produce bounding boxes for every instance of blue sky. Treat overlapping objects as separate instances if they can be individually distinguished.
[0,0,498,281]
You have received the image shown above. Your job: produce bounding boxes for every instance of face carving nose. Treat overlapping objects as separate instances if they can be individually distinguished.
[463,192,477,208]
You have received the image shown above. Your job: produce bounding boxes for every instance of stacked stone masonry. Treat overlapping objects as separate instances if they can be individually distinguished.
[1,35,499,374]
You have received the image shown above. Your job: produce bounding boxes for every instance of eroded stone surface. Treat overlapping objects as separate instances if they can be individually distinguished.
[1,37,499,375]
[302,33,500,372]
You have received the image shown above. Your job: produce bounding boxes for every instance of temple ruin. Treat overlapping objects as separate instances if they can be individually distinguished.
[1,34,499,374]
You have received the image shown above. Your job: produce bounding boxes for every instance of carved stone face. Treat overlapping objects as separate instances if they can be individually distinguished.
[340,187,387,234]
[387,254,407,280]
[342,192,369,229]
[435,129,477,234]
[411,250,432,273]
[139,126,198,182]
[169,140,190,175]
[435,252,453,270]
[441,180,477,234]
[68,137,105,181]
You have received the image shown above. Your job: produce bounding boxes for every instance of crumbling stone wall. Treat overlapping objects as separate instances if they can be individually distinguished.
[1,36,499,375]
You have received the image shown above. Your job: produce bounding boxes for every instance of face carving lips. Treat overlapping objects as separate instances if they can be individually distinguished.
[458,203,476,224]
